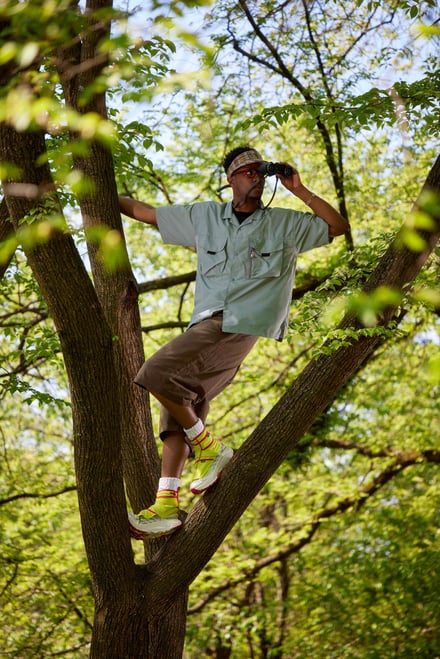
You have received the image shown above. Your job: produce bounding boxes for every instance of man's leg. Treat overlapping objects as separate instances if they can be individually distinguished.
[153,393,233,494]
[128,429,188,540]
[128,404,195,539]
[161,431,190,478]
[129,317,257,538]
[129,400,234,540]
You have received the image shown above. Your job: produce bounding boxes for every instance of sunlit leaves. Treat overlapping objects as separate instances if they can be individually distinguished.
[0,85,116,144]
[240,73,440,135]
[426,350,440,384]
[397,189,440,251]
[86,224,129,273]
[0,39,39,67]
[347,287,403,327]
[413,284,440,311]
[98,34,176,104]
[150,0,213,18]
[0,208,67,267]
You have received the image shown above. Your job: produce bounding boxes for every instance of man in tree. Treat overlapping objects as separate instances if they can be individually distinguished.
[119,145,348,539]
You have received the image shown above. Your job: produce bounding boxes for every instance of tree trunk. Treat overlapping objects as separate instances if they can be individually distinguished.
[0,1,191,652]
[0,119,192,658]
[90,589,188,659]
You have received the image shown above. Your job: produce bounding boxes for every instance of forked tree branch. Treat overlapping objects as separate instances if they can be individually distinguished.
[188,447,438,614]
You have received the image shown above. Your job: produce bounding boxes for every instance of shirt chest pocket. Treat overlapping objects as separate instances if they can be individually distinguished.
[198,237,228,276]
[248,239,287,278]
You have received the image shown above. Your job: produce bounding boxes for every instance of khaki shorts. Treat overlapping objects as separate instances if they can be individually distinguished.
[134,314,258,438]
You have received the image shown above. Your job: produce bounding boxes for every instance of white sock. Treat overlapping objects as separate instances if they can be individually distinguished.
[158,477,181,492]
[183,418,204,440]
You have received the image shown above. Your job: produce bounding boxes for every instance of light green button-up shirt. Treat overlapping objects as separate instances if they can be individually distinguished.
[156,200,330,340]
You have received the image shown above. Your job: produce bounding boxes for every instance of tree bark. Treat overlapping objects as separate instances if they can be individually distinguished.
[90,590,188,659]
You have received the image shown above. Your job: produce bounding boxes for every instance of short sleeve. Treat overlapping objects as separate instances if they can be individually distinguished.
[156,205,197,248]
[293,212,330,253]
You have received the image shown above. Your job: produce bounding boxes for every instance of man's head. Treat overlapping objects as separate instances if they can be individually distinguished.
[223,146,264,178]
[223,146,266,210]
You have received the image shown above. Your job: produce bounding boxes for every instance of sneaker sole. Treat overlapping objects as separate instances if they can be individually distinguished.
[128,513,182,540]
[190,445,233,494]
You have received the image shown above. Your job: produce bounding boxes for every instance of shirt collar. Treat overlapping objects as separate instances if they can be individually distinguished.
[222,201,265,222]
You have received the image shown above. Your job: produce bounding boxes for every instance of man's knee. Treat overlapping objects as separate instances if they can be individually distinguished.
[134,354,163,391]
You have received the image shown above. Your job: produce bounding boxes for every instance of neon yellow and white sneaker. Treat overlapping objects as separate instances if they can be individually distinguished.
[128,489,182,539]
[190,443,233,494]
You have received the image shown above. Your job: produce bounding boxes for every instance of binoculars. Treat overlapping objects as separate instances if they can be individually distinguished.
[258,162,293,177]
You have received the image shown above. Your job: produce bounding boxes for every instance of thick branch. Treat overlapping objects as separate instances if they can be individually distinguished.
[318,438,440,463]
[0,122,136,596]
[0,485,77,507]
[137,270,196,294]
[55,0,158,511]
[188,449,428,614]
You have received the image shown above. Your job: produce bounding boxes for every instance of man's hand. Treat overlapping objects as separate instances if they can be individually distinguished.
[277,165,349,238]
[275,162,302,192]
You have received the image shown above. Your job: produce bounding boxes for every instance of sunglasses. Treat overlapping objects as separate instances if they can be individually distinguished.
[232,165,262,178]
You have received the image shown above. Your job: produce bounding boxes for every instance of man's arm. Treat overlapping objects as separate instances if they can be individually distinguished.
[118,195,157,227]
[277,167,349,238]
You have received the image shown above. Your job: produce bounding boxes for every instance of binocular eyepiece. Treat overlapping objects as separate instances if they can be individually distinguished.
[258,162,293,177]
